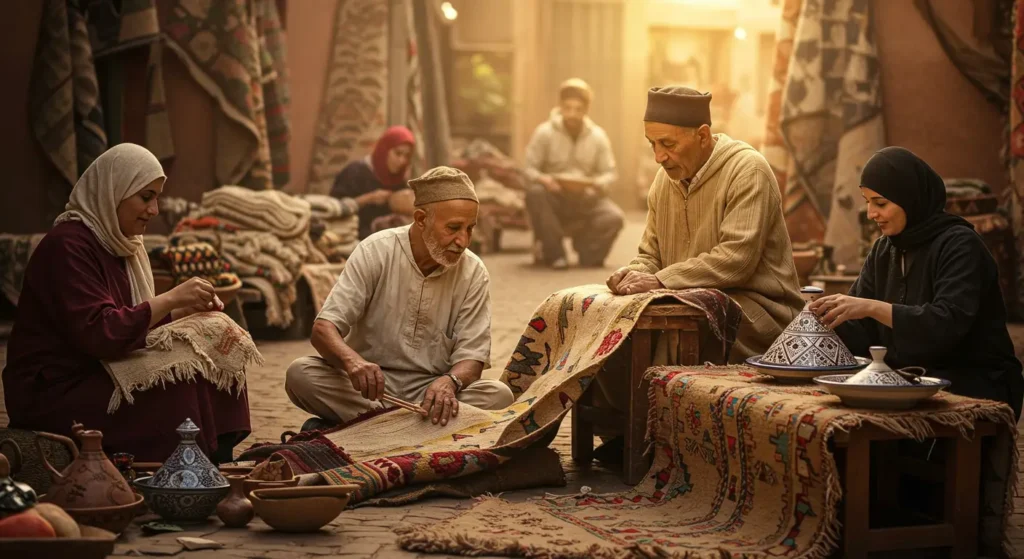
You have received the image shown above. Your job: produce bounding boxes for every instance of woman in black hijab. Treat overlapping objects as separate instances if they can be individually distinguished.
[809,146,1023,420]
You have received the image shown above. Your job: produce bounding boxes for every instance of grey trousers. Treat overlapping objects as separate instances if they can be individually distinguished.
[524,184,625,266]
[285,356,515,423]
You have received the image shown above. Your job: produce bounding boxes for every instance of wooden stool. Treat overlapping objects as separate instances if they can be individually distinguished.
[571,303,705,484]
[835,421,998,558]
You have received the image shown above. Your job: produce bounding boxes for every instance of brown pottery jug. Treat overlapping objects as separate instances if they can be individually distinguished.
[216,475,254,528]
[36,422,137,509]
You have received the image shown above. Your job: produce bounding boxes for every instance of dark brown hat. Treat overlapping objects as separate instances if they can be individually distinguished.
[644,85,712,128]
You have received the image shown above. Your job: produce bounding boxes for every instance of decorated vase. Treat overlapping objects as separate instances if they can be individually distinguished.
[760,286,858,368]
[148,419,227,489]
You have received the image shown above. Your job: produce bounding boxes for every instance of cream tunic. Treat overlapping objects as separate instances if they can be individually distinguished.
[317,225,492,375]
[629,134,803,359]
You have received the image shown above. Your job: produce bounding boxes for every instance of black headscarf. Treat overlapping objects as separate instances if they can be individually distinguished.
[859,146,973,251]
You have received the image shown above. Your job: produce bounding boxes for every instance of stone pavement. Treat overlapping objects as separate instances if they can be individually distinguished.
[2,213,1024,557]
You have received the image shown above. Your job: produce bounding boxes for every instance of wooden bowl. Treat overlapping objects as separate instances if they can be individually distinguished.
[251,485,359,500]
[0,525,116,559]
[249,491,351,533]
[552,174,594,193]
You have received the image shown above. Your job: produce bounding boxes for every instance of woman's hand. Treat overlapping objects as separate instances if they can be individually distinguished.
[168,277,221,313]
[809,294,883,329]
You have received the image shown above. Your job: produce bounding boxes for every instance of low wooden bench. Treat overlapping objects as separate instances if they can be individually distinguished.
[571,302,706,484]
[835,421,1000,558]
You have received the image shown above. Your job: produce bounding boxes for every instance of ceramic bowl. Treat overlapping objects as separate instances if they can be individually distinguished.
[242,477,299,496]
[813,374,952,410]
[64,492,145,535]
[746,355,870,384]
[249,488,355,532]
[133,476,229,522]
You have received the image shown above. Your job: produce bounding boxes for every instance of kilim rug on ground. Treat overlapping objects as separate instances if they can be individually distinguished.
[250,287,742,505]
[397,366,1019,558]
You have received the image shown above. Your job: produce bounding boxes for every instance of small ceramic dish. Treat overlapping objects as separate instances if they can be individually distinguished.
[813,374,951,410]
[746,355,870,384]
[249,490,352,532]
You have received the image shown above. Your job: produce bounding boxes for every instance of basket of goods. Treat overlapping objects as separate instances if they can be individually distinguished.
[151,243,242,302]
[0,443,118,559]
[813,346,950,410]
[745,286,869,383]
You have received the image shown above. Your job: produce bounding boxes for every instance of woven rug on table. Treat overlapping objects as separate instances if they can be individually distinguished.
[251,287,741,506]
[397,366,1018,558]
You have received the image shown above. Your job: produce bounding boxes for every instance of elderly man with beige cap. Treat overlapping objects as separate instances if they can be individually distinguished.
[524,78,624,270]
[286,166,514,431]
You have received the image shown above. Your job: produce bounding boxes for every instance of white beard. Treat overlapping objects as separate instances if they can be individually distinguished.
[424,230,464,268]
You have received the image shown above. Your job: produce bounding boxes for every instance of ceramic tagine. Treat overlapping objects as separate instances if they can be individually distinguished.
[37,423,137,510]
[760,286,858,368]
[844,347,916,385]
[148,419,227,489]
[813,346,951,410]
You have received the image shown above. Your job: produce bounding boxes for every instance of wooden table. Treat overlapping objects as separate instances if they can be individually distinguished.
[835,421,999,558]
[571,302,706,485]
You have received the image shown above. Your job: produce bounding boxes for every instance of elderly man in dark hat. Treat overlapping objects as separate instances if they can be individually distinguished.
[607,86,803,361]
[523,77,624,270]
[286,166,514,431]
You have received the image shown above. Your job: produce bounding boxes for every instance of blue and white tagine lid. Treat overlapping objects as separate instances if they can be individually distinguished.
[148,418,227,489]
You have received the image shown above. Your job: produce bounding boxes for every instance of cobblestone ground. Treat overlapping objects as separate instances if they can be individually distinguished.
[3,213,1024,557]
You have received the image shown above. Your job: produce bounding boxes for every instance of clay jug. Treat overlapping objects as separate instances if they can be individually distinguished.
[36,422,136,509]
[216,475,254,528]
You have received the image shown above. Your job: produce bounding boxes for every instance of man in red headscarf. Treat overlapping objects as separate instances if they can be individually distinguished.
[331,126,417,240]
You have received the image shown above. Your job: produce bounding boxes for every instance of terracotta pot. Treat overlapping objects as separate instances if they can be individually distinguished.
[216,475,254,528]
[36,423,136,510]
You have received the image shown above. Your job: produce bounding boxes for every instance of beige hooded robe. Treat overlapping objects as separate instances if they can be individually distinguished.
[629,134,803,360]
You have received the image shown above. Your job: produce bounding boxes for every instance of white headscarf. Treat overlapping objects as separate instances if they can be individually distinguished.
[54,143,166,306]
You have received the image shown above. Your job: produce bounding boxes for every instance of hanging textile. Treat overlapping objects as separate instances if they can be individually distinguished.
[405,0,426,178]
[30,0,108,191]
[761,0,822,245]
[162,0,289,189]
[915,0,1011,112]
[779,0,886,269]
[412,0,452,169]
[86,0,173,163]
[305,0,390,195]
[1008,1,1024,314]
[258,0,293,187]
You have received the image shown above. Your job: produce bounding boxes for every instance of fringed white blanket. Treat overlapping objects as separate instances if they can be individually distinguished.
[102,312,263,413]
[200,186,312,239]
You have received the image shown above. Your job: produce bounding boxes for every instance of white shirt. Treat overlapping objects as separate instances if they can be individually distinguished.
[317,225,492,375]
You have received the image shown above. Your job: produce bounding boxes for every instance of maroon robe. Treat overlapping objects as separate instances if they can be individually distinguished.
[2,221,250,462]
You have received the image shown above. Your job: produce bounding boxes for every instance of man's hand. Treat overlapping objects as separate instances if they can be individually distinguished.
[421,376,459,426]
[606,266,631,293]
[539,175,562,193]
[808,294,879,329]
[345,358,386,401]
[616,271,663,295]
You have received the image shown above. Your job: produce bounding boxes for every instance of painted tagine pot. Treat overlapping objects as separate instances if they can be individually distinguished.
[760,286,858,368]
[133,419,229,522]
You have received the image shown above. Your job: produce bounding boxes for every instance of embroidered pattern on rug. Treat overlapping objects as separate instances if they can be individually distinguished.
[397,366,1018,558]
[102,312,262,413]
[296,287,741,504]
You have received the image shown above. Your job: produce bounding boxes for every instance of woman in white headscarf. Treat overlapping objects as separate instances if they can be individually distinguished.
[2,144,251,463]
